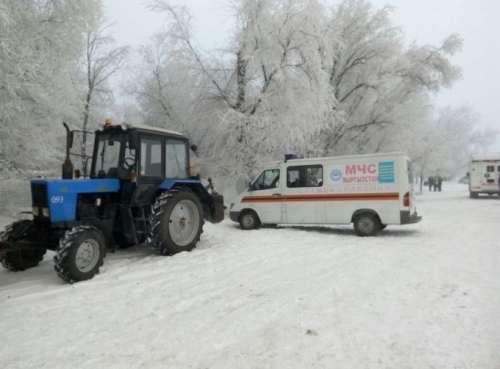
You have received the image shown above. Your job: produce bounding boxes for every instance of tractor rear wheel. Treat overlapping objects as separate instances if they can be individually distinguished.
[54,226,105,283]
[149,189,204,256]
[0,220,46,271]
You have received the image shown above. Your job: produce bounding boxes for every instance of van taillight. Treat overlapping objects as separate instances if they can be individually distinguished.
[403,192,410,207]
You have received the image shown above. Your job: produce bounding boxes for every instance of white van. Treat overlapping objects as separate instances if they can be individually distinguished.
[468,153,500,198]
[229,152,421,236]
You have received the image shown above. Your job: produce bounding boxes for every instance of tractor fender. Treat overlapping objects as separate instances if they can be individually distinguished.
[158,180,225,223]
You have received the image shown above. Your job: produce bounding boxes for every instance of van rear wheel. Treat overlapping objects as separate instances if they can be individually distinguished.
[239,211,260,230]
[354,213,381,237]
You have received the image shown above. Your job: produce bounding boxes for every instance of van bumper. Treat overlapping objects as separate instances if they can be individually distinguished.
[229,211,240,223]
[400,211,422,224]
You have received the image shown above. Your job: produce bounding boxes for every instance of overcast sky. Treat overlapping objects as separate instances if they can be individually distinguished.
[103,0,500,150]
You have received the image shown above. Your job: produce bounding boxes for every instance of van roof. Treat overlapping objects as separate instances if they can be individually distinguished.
[264,151,409,168]
[470,153,500,161]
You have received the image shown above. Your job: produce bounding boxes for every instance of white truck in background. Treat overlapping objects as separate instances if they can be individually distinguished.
[468,153,500,198]
[229,152,421,236]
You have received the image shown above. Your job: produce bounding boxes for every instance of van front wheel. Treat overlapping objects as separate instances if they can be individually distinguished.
[354,213,381,237]
[239,211,261,230]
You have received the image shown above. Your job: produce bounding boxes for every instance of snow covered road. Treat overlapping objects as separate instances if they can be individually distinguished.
[1,183,499,369]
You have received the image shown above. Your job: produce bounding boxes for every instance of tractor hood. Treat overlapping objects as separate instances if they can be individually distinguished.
[30,178,120,223]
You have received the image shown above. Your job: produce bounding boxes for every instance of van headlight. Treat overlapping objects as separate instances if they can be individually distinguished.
[42,208,50,217]
[32,207,39,217]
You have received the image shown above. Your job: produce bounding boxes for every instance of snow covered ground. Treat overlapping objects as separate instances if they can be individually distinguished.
[1,182,499,369]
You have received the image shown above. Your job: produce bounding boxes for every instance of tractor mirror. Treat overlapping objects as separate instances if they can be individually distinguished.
[129,131,139,150]
[190,144,198,153]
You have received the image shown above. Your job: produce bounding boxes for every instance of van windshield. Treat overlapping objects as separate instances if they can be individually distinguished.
[252,169,280,190]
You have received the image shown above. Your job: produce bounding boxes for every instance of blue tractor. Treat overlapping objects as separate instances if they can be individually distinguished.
[0,121,225,283]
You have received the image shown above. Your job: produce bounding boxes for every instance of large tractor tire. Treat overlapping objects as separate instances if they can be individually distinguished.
[54,226,105,283]
[149,189,204,256]
[0,220,46,271]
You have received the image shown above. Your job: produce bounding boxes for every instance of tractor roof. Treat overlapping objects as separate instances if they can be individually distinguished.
[127,123,184,137]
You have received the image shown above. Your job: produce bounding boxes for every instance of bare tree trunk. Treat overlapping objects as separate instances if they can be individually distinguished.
[236,48,248,144]
[235,49,246,112]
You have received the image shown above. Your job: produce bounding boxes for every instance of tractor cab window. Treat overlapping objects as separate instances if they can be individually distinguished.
[166,139,188,178]
[94,134,128,178]
[251,169,280,191]
[141,138,162,177]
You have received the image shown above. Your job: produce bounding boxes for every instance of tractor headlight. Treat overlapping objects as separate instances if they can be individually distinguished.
[32,206,39,217]
[42,208,50,217]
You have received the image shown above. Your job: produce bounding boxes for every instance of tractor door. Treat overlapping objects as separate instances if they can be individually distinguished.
[130,135,164,206]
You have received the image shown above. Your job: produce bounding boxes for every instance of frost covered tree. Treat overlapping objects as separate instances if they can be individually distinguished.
[79,1,129,172]
[319,0,463,156]
[126,31,204,132]
[141,0,337,178]
[407,105,498,191]
[0,0,89,175]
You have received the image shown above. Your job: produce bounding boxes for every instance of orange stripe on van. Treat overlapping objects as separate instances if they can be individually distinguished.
[241,192,399,203]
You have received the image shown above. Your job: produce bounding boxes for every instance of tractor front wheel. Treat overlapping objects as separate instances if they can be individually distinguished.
[149,190,204,256]
[0,220,46,271]
[54,226,105,283]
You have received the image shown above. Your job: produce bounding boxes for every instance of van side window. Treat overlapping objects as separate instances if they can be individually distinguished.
[287,165,323,188]
[486,165,494,172]
[252,169,280,191]
[497,165,500,172]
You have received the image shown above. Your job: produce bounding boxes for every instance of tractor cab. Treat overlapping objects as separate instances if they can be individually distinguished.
[88,122,200,208]
[90,122,189,182]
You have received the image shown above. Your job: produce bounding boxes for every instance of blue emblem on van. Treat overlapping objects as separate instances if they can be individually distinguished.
[330,169,342,181]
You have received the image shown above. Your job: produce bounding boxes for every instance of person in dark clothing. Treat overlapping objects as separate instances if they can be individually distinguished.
[428,176,433,191]
[498,174,500,193]
[433,176,439,191]
[438,176,442,191]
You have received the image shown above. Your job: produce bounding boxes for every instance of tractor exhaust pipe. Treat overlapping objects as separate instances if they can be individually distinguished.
[62,122,74,179]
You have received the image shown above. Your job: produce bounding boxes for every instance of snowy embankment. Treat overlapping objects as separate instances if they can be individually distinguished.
[1,183,499,369]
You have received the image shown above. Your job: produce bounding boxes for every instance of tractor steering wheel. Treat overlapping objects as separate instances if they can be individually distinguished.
[124,157,136,171]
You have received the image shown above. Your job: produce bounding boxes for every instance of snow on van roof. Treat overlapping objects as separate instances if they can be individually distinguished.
[470,153,500,161]
[266,151,409,167]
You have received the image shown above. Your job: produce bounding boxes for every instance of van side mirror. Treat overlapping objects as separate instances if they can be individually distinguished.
[248,182,253,191]
[466,172,470,177]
